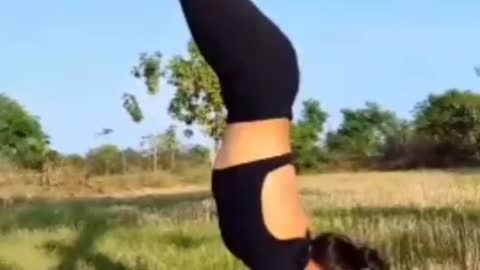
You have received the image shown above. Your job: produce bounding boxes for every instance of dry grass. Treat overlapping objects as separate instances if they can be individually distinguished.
[301,170,480,208]
[297,170,480,269]
[0,164,210,208]
[0,170,480,269]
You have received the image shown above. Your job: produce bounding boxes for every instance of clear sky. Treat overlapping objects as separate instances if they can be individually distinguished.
[1,0,479,154]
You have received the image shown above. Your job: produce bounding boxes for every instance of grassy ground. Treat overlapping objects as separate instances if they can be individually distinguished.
[1,170,480,269]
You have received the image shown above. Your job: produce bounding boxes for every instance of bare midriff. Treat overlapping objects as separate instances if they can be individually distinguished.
[214,118,292,169]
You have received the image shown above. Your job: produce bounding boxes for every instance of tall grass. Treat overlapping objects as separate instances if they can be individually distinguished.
[0,171,480,269]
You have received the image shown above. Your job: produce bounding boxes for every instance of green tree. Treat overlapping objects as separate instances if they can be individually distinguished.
[140,126,180,171]
[122,52,164,123]
[86,144,122,176]
[158,125,180,170]
[132,52,164,95]
[168,40,226,150]
[122,93,144,123]
[187,144,210,163]
[291,99,328,171]
[327,102,403,160]
[121,148,146,172]
[0,94,50,169]
[413,89,480,164]
[64,154,86,169]
[123,41,225,161]
[40,149,63,186]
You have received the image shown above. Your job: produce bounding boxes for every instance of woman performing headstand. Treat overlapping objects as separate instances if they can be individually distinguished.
[178,0,389,269]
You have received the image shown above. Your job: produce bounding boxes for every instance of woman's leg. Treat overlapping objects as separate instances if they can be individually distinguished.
[178,0,299,123]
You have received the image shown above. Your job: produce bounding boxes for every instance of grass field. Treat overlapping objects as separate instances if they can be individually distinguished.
[1,170,480,269]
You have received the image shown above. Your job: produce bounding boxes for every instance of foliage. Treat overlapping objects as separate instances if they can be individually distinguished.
[0,93,50,169]
[122,93,144,123]
[167,40,226,147]
[121,148,147,171]
[123,41,225,151]
[327,102,403,159]
[157,125,180,170]
[122,52,164,123]
[187,144,210,163]
[132,52,164,95]
[291,99,328,171]
[86,144,122,176]
[63,154,86,169]
[140,126,180,171]
[413,89,480,165]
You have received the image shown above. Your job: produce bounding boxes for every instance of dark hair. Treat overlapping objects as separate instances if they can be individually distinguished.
[310,233,389,270]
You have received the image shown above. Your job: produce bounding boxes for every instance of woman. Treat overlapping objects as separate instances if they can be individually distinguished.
[178,0,388,269]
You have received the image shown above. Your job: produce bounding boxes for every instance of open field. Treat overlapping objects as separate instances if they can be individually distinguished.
[1,170,480,269]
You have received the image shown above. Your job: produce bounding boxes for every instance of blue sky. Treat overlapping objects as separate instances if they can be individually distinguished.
[1,0,479,154]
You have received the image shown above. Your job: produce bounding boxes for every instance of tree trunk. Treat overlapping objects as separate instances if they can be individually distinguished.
[152,148,158,172]
[83,169,91,187]
[40,161,51,186]
[121,152,127,174]
[45,162,51,186]
[170,149,176,171]
[104,160,110,176]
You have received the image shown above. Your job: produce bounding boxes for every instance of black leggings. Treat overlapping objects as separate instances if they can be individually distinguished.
[179,0,299,123]
[179,0,310,269]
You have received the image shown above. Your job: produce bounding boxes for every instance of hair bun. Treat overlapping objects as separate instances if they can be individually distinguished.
[310,233,389,270]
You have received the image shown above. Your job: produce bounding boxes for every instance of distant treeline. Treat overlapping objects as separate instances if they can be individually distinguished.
[292,89,480,172]
[3,87,480,177]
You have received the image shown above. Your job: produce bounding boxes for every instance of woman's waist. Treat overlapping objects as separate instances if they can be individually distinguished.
[215,121,292,169]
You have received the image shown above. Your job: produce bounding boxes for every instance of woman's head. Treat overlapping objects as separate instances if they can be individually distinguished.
[310,233,389,270]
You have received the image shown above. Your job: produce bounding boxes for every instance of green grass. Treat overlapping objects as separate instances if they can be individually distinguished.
[1,171,480,269]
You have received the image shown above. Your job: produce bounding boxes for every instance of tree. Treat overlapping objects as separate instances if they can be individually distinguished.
[95,128,124,172]
[63,154,86,169]
[123,41,225,163]
[122,52,164,123]
[132,52,164,95]
[121,148,146,172]
[187,144,210,163]
[40,149,63,186]
[140,126,180,171]
[122,93,144,123]
[168,40,226,151]
[413,89,480,164]
[140,134,162,172]
[327,102,403,160]
[86,144,122,176]
[291,99,328,171]
[158,125,180,170]
[0,94,50,169]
